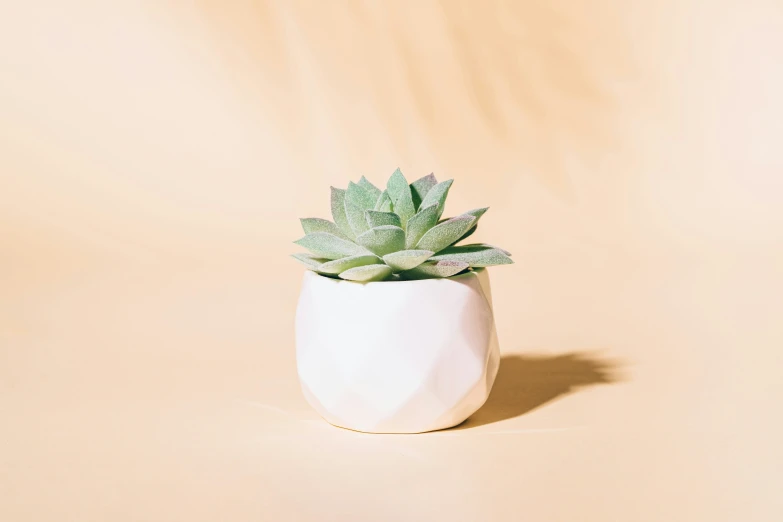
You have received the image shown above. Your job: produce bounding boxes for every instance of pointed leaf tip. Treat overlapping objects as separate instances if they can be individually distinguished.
[295,232,367,260]
[415,214,476,253]
[345,182,377,236]
[358,176,382,202]
[291,252,329,269]
[346,181,377,210]
[300,217,349,239]
[410,173,438,209]
[330,187,355,240]
[430,244,513,267]
[420,179,453,220]
[463,207,489,219]
[386,169,415,228]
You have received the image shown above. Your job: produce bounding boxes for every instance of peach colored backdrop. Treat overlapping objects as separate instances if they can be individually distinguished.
[1,1,781,521]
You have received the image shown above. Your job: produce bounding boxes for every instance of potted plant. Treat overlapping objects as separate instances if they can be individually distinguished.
[292,169,513,433]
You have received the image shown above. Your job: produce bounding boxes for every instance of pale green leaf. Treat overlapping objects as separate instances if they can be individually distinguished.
[410,173,438,210]
[365,210,401,229]
[300,217,349,239]
[339,264,393,282]
[330,187,355,240]
[345,181,379,235]
[468,242,512,256]
[440,207,488,229]
[445,208,487,244]
[358,176,382,203]
[420,179,453,220]
[291,253,329,269]
[429,244,513,267]
[386,168,416,228]
[317,254,382,274]
[374,190,392,212]
[346,181,377,210]
[382,250,434,272]
[457,225,476,243]
[386,168,408,197]
[405,203,440,249]
[393,195,415,228]
[294,232,367,260]
[462,207,488,222]
[355,225,406,256]
[345,199,371,236]
[415,215,476,253]
[402,260,470,279]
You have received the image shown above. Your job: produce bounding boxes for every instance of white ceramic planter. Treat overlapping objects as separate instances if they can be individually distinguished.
[295,268,500,433]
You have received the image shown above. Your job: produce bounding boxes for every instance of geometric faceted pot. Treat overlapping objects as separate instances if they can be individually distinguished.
[295,268,500,433]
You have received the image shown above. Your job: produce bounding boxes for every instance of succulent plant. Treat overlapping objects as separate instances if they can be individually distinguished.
[292,169,513,282]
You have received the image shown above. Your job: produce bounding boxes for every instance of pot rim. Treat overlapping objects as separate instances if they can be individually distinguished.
[304,267,486,286]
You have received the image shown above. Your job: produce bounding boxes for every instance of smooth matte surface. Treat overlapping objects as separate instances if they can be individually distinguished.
[296,270,499,433]
[1,1,782,521]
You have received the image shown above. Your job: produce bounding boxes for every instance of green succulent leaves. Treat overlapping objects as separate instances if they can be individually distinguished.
[356,226,406,256]
[415,215,476,253]
[294,232,367,260]
[365,210,401,228]
[300,217,349,240]
[330,187,355,240]
[291,252,329,269]
[294,169,512,282]
[382,250,434,271]
[345,181,377,236]
[403,260,470,279]
[374,191,393,212]
[316,254,381,275]
[347,181,377,211]
[420,179,453,220]
[429,244,513,266]
[358,176,382,202]
[339,264,393,282]
[405,203,439,249]
[386,168,416,228]
[410,173,438,209]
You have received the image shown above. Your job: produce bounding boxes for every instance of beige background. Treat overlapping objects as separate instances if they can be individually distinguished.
[1,1,782,520]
